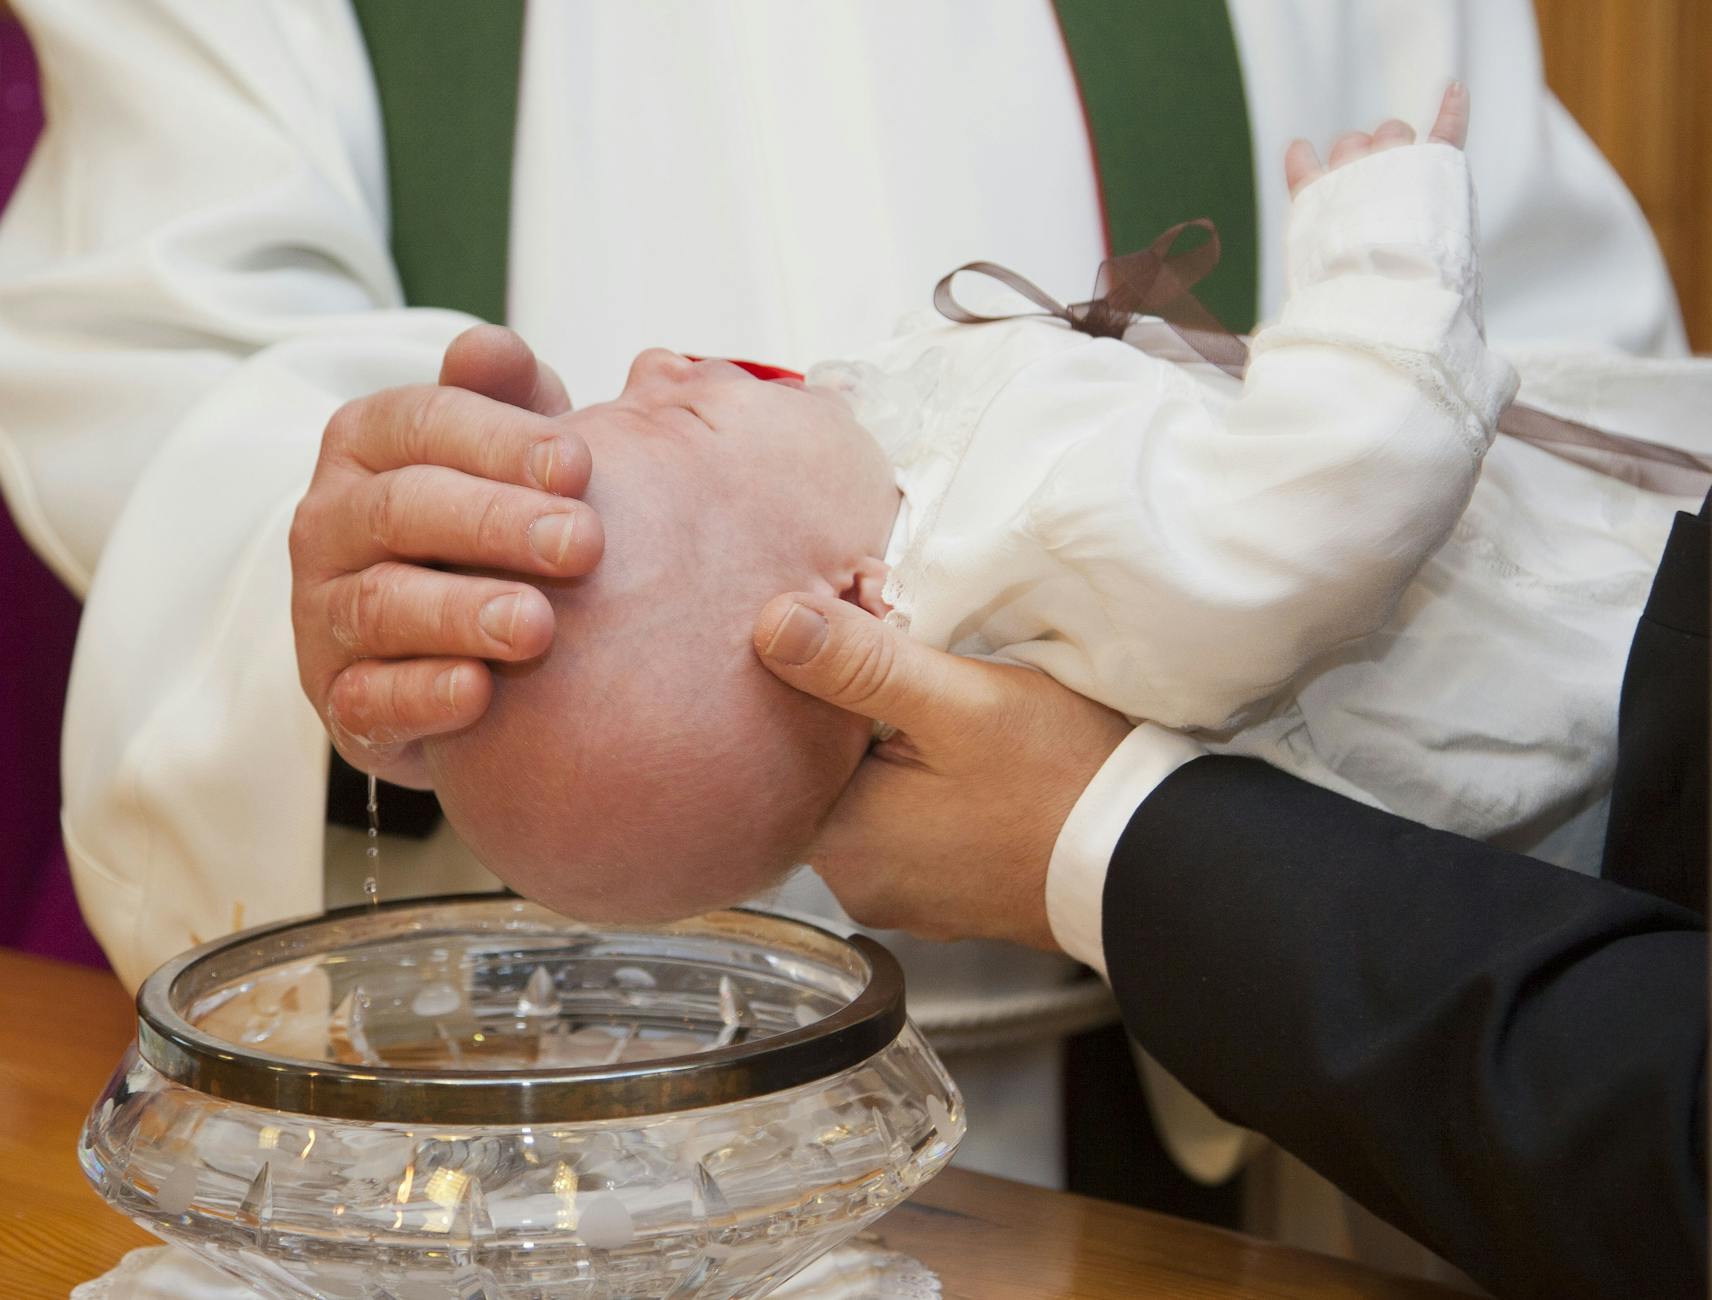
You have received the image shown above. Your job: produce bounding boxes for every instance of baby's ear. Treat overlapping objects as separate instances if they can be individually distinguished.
[840,557,892,619]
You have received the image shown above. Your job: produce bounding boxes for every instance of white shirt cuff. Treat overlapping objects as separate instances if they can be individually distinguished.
[1285,143,1474,298]
[1045,723,1205,978]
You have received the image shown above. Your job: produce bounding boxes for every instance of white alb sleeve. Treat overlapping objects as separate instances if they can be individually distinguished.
[0,2,479,990]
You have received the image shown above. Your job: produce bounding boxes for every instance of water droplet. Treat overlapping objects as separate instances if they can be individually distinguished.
[365,773,381,910]
[412,982,461,1018]
[577,1193,634,1249]
[609,966,657,989]
[516,966,561,1018]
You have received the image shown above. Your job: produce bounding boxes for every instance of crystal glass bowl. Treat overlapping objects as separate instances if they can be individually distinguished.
[79,897,964,1299]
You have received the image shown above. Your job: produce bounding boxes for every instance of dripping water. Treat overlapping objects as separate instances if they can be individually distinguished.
[363,772,380,911]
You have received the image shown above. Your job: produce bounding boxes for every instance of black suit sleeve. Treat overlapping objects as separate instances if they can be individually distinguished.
[1104,755,1708,1300]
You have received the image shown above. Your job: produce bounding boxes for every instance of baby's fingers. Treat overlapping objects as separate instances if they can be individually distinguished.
[1370,119,1417,152]
[1429,81,1470,148]
[1285,138,1325,197]
[1327,131,1373,169]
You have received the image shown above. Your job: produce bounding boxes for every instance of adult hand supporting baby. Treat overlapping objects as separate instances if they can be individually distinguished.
[290,325,603,789]
[753,592,1131,949]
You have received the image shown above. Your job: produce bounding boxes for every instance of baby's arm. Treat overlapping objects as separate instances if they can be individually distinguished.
[1008,89,1518,729]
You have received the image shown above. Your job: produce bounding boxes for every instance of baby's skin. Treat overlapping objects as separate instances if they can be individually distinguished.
[425,87,1474,923]
[423,348,899,919]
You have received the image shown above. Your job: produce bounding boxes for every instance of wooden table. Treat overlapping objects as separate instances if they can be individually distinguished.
[0,950,1462,1298]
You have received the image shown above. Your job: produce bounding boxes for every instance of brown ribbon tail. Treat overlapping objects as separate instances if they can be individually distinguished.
[1150,323,1250,378]
[1498,403,1712,498]
[1096,223,1219,315]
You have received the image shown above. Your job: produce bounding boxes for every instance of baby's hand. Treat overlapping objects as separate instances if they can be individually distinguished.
[1285,82,1469,198]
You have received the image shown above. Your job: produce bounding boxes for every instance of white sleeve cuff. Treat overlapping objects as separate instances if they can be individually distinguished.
[1045,723,1205,978]
[1286,143,1476,301]
[1268,142,1519,445]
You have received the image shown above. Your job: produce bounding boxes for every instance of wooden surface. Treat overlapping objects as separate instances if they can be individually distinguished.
[1536,0,1712,351]
[0,951,1463,1298]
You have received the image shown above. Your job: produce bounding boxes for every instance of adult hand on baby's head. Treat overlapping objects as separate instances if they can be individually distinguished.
[752,592,1130,951]
[290,325,602,789]
[1285,81,1470,198]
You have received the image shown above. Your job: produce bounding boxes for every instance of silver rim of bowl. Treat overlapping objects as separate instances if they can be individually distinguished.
[134,895,908,1125]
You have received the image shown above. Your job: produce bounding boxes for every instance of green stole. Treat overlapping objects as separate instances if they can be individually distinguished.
[349,0,1258,332]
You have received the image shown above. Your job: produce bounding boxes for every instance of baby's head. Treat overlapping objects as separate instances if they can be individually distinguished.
[424,350,899,921]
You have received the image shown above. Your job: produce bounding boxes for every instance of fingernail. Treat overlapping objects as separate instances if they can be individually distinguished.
[762,602,828,666]
[437,665,463,710]
[479,594,521,646]
[1449,79,1467,96]
[529,513,577,566]
[528,439,559,491]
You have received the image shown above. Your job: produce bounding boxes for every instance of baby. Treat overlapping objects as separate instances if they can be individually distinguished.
[424,104,1706,921]
[425,349,904,920]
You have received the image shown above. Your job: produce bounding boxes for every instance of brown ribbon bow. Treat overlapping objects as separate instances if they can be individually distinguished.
[934,222,1712,499]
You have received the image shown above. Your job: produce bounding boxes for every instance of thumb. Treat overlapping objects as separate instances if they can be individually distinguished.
[753,591,964,733]
[440,324,573,416]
